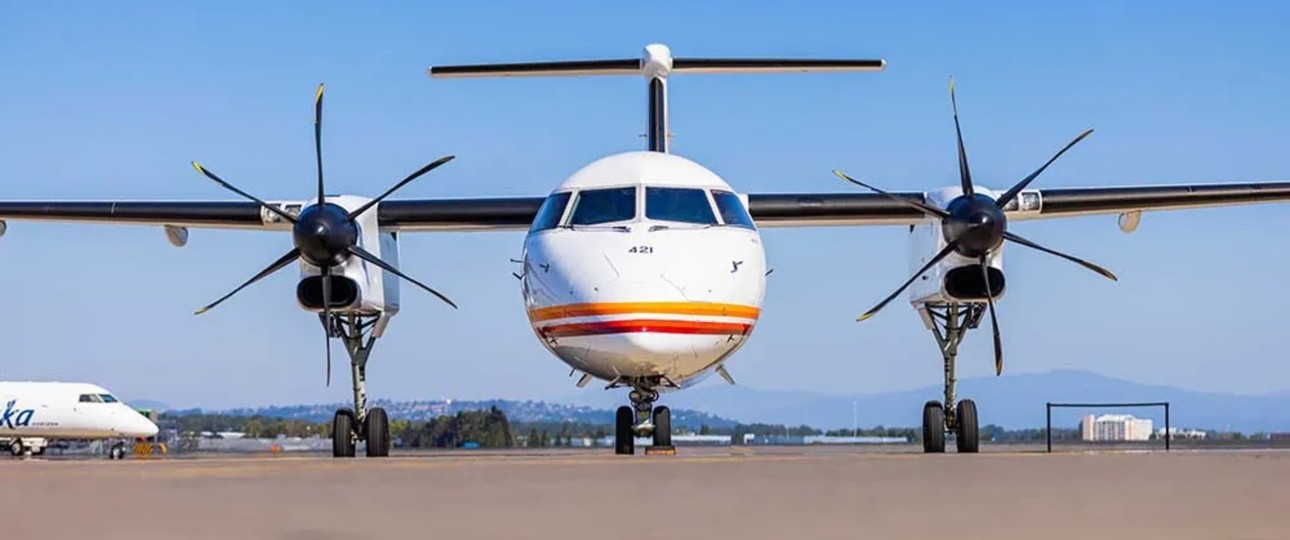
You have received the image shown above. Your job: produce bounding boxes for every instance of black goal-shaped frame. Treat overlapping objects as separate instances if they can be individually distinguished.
[1046,401,1170,453]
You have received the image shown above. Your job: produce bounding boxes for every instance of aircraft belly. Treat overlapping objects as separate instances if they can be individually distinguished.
[548,332,747,383]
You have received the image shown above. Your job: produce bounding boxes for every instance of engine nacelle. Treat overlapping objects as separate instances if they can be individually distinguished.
[296,274,361,310]
[293,195,402,316]
[906,220,1006,305]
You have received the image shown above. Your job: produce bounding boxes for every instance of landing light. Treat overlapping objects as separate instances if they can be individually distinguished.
[1118,211,1142,233]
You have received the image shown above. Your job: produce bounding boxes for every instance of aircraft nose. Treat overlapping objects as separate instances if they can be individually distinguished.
[137,417,160,438]
[119,408,159,438]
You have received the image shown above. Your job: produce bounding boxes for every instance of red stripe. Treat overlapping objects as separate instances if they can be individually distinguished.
[538,319,753,339]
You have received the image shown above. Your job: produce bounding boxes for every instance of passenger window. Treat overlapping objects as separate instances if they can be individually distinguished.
[569,187,637,226]
[645,187,718,225]
[529,192,572,233]
[711,190,756,230]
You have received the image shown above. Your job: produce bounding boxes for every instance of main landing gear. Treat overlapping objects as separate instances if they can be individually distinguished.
[919,303,982,454]
[613,382,673,455]
[326,312,391,458]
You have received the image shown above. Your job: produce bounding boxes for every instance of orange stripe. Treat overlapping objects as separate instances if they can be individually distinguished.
[527,302,760,323]
[538,319,754,339]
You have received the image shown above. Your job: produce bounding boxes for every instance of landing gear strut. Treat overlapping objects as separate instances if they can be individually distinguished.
[327,312,391,458]
[919,303,982,454]
[613,382,673,455]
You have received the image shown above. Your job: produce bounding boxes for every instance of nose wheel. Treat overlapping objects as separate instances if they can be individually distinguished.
[614,386,674,455]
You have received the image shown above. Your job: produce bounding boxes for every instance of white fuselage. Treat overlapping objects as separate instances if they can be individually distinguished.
[0,382,159,440]
[521,151,766,388]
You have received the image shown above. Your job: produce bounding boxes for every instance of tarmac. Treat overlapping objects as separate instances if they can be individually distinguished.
[3,444,1287,540]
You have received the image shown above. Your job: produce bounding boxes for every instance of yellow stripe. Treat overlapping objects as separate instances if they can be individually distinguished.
[528,302,760,323]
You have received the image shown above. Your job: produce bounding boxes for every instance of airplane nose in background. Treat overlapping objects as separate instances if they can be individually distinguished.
[121,410,159,438]
[138,418,160,438]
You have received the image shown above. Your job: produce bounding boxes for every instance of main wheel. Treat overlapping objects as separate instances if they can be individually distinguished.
[331,409,356,458]
[365,407,391,458]
[9,440,22,457]
[922,400,946,453]
[614,405,635,455]
[956,399,979,453]
[652,406,672,447]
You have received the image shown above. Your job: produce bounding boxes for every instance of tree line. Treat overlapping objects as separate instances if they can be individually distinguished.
[161,409,1107,448]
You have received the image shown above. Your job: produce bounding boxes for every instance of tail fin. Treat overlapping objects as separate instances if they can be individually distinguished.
[429,43,885,153]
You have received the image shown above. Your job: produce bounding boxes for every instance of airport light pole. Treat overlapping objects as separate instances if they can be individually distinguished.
[852,401,857,438]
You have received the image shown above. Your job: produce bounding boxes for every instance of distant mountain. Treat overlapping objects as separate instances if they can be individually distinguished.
[159,370,1290,433]
[167,399,737,430]
[554,369,1290,433]
[126,399,171,412]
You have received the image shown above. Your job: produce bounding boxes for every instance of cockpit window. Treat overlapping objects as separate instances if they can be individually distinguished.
[529,191,572,233]
[569,187,637,226]
[711,190,756,230]
[645,187,717,225]
[99,394,119,403]
[79,394,103,403]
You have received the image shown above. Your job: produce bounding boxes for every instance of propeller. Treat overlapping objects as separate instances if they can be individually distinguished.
[190,83,459,386]
[834,76,1117,376]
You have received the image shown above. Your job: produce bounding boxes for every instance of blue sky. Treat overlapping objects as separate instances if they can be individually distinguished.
[0,1,1287,409]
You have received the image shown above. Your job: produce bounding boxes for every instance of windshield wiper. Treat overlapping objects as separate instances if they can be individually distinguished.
[565,224,632,232]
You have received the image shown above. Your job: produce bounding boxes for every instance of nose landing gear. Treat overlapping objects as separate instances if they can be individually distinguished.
[614,384,673,455]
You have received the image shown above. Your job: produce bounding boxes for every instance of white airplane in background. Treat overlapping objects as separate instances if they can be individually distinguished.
[1,43,1289,458]
[0,381,159,459]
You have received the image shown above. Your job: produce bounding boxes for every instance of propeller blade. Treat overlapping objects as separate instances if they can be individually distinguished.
[314,83,325,207]
[195,248,300,315]
[321,266,332,388]
[979,256,1003,376]
[1003,231,1118,281]
[857,242,957,322]
[347,155,456,220]
[347,245,459,309]
[832,170,949,219]
[948,76,974,197]
[191,162,297,223]
[995,129,1094,208]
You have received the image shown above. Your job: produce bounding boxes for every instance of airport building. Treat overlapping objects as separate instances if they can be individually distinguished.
[1157,427,1207,440]
[1080,414,1153,441]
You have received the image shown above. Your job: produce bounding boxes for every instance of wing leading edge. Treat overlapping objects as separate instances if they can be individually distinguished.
[0,181,1287,232]
[747,181,1290,228]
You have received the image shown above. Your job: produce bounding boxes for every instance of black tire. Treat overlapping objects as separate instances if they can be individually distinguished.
[956,399,979,454]
[110,442,125,460]
[922,400,946,453]
[365,407,390,458]
[332,409,356,458]
[614,405,634,455]
[652,406,672,447]
[10,440,22,457]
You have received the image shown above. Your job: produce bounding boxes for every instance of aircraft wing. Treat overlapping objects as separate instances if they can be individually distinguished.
[0,198,546,232]
[0,181,1287,232]
[747,181,1290,228]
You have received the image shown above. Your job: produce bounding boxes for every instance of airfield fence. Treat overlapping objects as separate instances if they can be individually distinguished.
[1046,401,1170,453]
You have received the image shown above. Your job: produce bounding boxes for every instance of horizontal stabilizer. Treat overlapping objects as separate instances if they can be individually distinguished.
[430,59,640,78]
[672,58,885,74]
[429,44,885,80]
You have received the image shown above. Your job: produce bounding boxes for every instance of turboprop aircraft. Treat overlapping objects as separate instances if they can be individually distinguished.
[1,43,1289,457]
[0,381,159,459]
